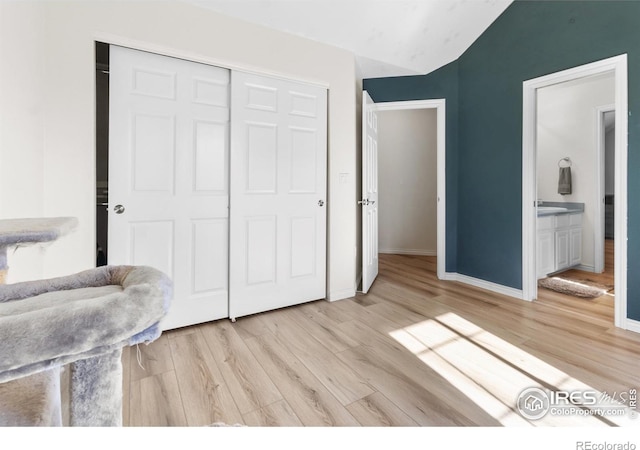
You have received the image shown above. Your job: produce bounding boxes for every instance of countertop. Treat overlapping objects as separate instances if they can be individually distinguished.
[537,202,584,217]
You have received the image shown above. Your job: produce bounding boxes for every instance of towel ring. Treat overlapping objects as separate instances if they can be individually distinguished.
[558,157,572,168]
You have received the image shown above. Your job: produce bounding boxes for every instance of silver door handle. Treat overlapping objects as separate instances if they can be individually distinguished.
[358,199,375,206]
[114,204,125,214]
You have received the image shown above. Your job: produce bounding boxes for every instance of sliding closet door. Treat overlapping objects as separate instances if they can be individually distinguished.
[229,71,327,319]
[109,45,230,330]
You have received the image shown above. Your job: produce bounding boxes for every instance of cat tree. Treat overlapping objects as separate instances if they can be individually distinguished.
[0,217,171,426]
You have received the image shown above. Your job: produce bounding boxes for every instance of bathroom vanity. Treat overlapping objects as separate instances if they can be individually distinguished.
[537,202,584,279]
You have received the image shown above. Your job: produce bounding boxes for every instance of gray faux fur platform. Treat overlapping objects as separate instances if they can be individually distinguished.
[0,217,79,248]
[0,217,78,283]
[0,265,171,426]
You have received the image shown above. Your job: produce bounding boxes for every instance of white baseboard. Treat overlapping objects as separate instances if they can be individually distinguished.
[379,248,437,256]
[576,264,596,272]
[623,318,640,334]
[327,287,356,302]
[443,272,525,301]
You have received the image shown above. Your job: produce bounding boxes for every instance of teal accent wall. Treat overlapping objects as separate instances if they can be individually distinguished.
[363,0,640,320]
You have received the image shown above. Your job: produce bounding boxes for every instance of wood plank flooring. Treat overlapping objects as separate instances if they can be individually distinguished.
[561,238,614,288]
[124,251,640,426]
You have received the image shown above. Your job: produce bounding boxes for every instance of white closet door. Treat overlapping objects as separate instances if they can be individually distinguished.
[109,45,230,330]
[229,71,327,319]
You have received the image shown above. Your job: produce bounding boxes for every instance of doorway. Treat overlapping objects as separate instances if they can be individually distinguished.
[360,95,446,288]
[522,55,628,329]
[536,72,614,275]
[377,108,438,257]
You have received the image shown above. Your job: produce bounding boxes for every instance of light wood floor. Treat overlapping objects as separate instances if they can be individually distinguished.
[561,238,614,288]
[123,248,640,426]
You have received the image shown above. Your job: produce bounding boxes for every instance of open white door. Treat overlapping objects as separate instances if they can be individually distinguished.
[361,91,379,293]
[109,45,230,330]
[229,71,327,320]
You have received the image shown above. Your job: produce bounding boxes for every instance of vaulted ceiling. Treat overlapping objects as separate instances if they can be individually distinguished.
[182,0,513,79]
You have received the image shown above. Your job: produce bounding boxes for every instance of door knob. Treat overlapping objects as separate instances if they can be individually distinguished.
[114,204,125,214]
[318,200,324,207]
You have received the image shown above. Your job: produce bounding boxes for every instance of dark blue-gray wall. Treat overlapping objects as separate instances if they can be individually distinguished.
[363,0,640,320]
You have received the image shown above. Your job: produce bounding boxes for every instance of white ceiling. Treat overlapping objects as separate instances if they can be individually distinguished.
[182,0,513,79]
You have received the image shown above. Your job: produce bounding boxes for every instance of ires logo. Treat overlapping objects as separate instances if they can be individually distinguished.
[548,390,599,405]
[516,387,636,421]
[517,388,551,420]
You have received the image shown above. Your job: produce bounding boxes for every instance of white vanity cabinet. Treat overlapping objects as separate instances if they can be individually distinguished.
[537,217,555,278]
[555,213,583,271]
[537,212,582,278]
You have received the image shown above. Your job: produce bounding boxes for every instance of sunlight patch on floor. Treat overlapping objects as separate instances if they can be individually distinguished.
[389,312,635,426]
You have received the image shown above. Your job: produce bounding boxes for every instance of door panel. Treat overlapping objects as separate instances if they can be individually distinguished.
[246,122,278,192]
[570,227,583,267]
[290,127,318,192]
[361,91,379,293]
[132,114,175,192]
[555,230,570,270]
[193,121,227,192]
[130,221,174,278]
[191,219,227,293]
[230,71,327,319]
[109,45,230,330]
[246,215,277,285]
[537,229,554,278]
[290,216,316,278]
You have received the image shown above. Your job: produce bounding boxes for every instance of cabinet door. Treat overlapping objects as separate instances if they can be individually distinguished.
[555,229,570,271]
[570,227,582,267]
[537,229,555,278]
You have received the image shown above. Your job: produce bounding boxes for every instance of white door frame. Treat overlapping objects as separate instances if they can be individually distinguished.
[370,98,446,280]
[93,33,330,90]
[522,54,628,329]
[595,104,615,274]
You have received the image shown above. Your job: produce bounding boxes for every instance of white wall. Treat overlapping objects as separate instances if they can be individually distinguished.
[1,1,357,301]
[378,109,437,255]
[537,72,615,271]
[605,120,615,196]
[0,2,46,281]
